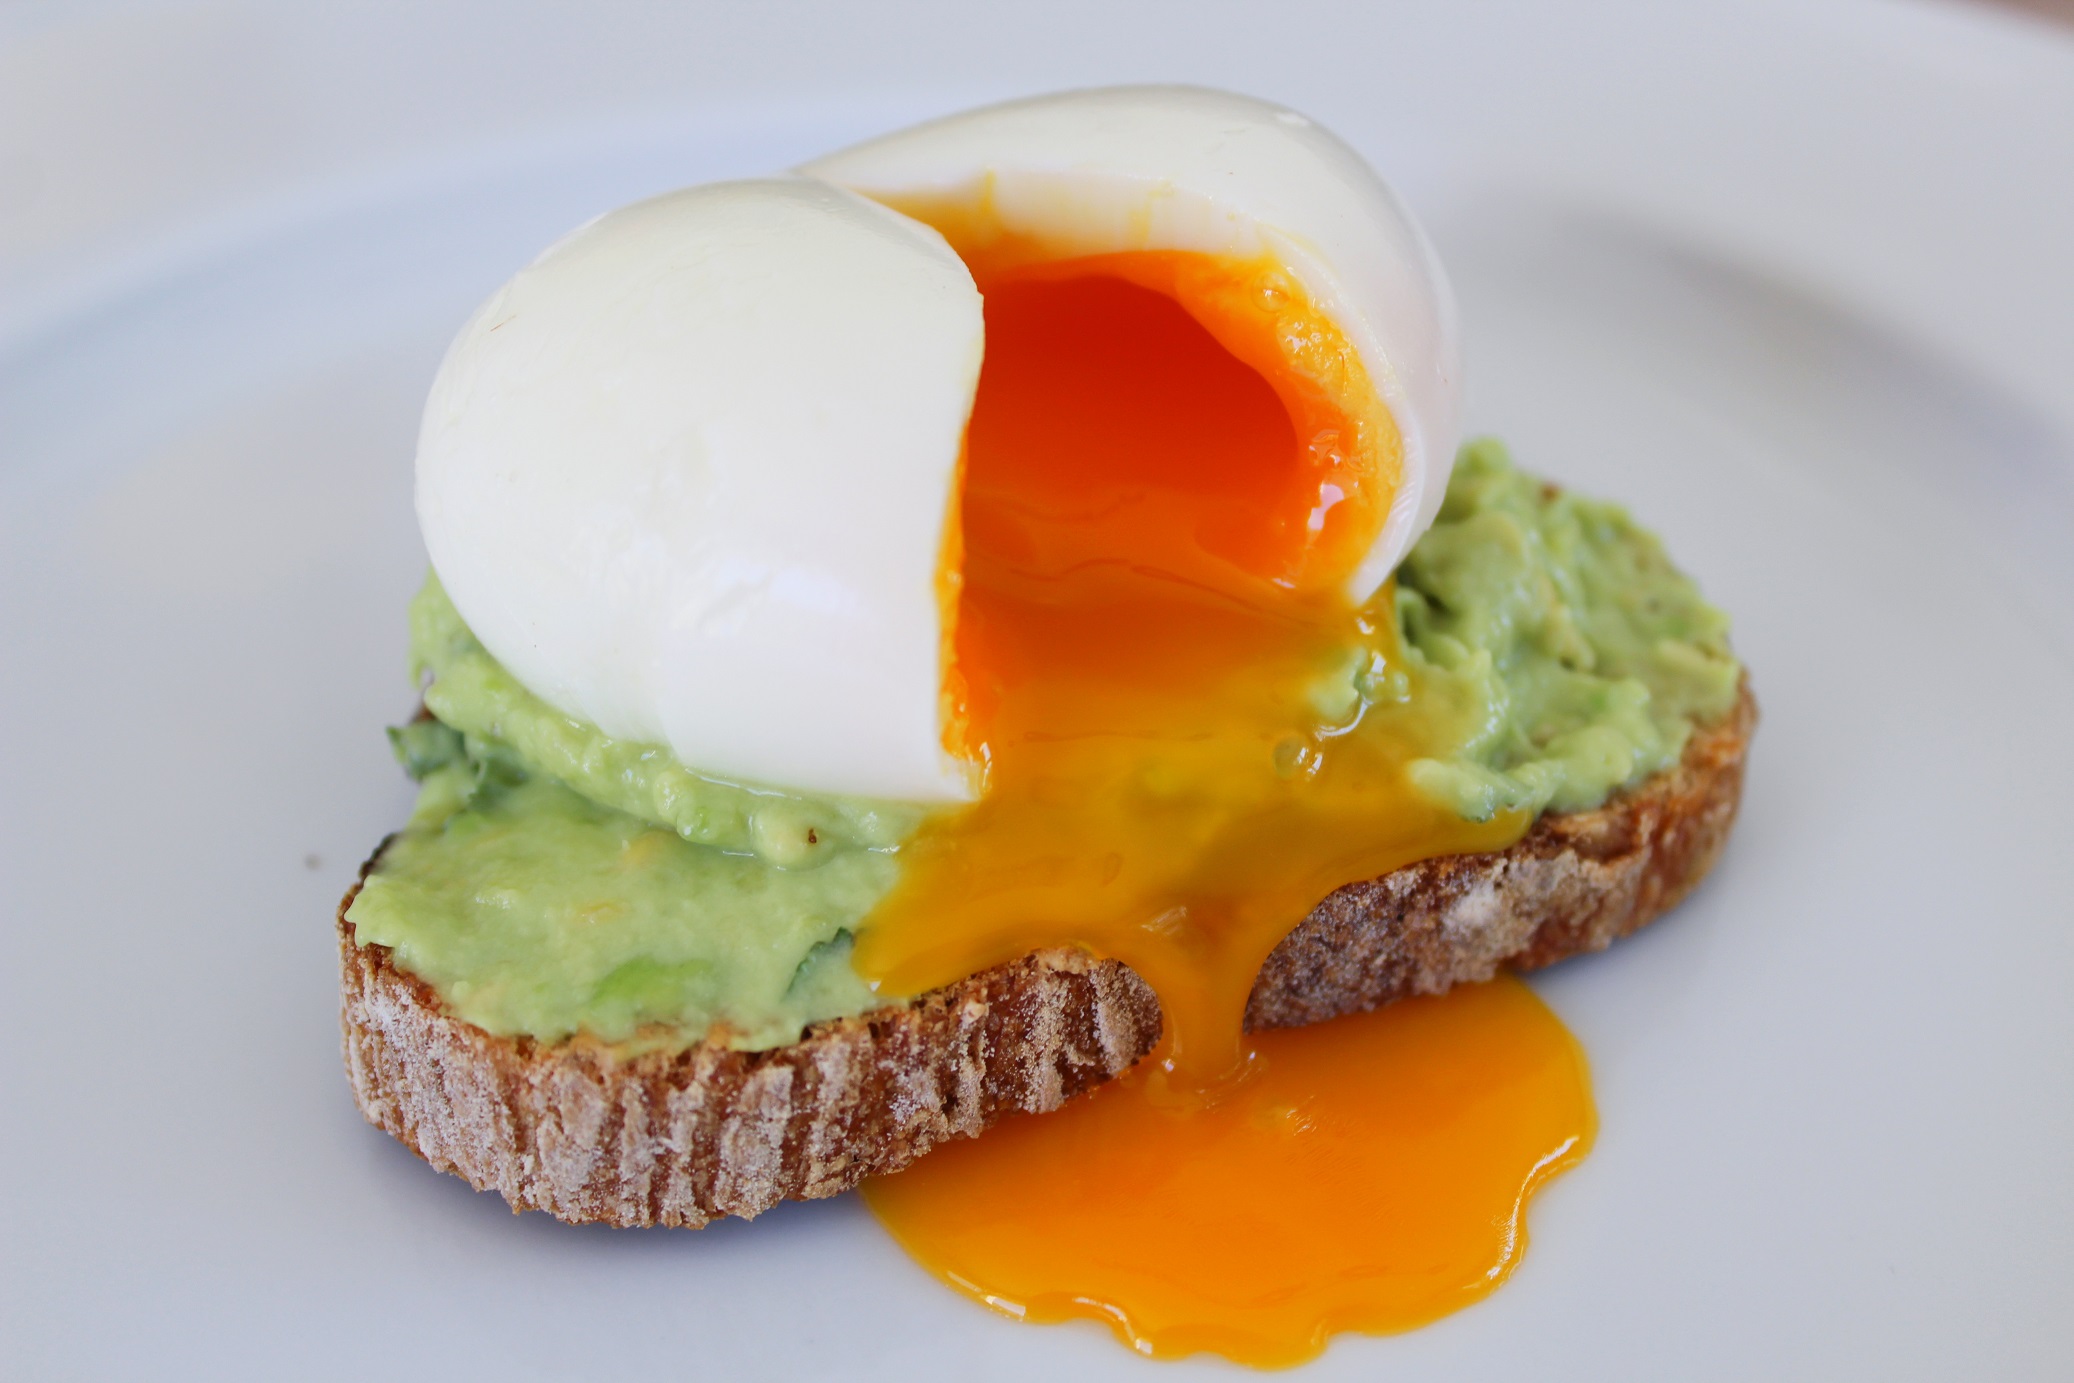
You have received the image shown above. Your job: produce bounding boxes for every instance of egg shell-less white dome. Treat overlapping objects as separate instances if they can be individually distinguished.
[802,84,1461,600]
[416,177,985,802]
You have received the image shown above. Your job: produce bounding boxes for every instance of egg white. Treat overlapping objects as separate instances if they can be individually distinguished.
[416,177,984,801]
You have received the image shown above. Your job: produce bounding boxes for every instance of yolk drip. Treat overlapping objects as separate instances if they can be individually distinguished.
[857,254,1522,1083]
[863,976,1594,1368]
[855,249,1580,1365]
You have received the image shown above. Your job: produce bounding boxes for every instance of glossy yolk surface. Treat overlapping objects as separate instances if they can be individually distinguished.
[857,253,1521,1082]
[856,250,1586,1365]
[864,976,1594,1368]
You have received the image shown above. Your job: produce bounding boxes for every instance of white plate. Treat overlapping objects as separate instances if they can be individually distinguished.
[3,3,2071,1378]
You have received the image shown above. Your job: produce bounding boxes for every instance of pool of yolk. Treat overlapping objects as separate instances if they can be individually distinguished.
[856,250,1588,1366]
[863,975,1594,1368]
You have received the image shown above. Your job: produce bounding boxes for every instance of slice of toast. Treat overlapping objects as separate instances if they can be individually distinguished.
[339,681,1754,1227]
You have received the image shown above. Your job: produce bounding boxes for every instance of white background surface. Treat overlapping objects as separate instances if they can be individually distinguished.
[3,2,2072,1378]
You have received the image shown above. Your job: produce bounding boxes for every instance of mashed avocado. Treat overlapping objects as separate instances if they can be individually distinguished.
[407,580,922,866]
[1396,440,1742,819]
[348,760,887,1047]
[347,441,1739,1050]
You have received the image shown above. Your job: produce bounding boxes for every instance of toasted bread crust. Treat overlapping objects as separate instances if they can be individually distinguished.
[340,682,1754,1227]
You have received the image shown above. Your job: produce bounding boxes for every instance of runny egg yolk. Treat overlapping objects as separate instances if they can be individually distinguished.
[857,249,1591,1365]
[864,976,1594,1367]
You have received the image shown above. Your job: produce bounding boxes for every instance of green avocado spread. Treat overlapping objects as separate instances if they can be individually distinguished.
[1397,441,1741,819]
[345,441,1740,1050]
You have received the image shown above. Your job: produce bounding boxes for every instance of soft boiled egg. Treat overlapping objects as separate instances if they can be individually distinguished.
[418,86,1456,804]
[417,86,1592,1367]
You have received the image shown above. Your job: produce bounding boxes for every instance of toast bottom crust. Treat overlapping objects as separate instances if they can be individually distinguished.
[339,683,1754,1227]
